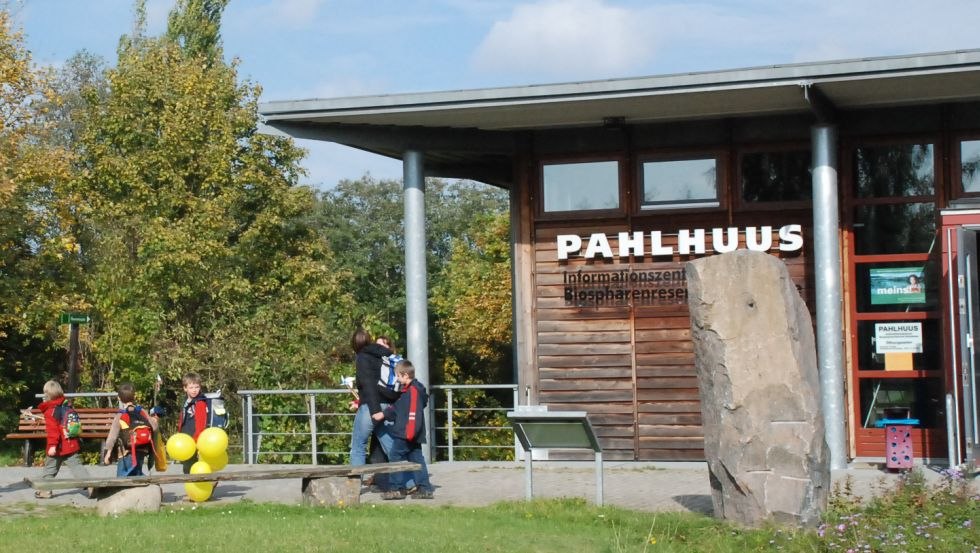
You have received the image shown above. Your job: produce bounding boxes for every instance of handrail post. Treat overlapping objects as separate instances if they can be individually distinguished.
[245,394,254,464]
[241,394,248,465]
[309,394,318,465]
[513,386,521,461]
[447,388,455,463]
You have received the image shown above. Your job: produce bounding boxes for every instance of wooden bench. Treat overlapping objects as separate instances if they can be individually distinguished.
[24,461,421,512]
[5,407,117,466]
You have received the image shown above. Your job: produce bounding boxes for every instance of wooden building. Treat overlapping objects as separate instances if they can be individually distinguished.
[262,50,980,466]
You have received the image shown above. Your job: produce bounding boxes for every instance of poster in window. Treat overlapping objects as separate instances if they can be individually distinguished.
[869,267,925,305]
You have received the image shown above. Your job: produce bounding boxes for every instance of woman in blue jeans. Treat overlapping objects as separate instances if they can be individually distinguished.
[349,329,399,466]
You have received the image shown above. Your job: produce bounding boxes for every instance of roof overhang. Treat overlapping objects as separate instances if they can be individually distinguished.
[259,49,980,185]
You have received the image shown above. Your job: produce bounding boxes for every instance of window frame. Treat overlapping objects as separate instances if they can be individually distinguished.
[951,132,980,200]
[633,149,727,215]
[536,155,627,221]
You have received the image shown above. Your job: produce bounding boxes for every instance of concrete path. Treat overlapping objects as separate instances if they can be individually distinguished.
[0,460,967,513]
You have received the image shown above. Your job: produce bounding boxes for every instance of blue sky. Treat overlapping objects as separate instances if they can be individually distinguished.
[13,0,980,189]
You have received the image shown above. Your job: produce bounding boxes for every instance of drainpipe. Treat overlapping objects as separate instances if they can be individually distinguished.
[404,149,431,461]
[810,112,848,470]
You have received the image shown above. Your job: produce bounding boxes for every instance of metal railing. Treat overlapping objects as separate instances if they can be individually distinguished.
[238,384,519,464]
[433,384,519,462]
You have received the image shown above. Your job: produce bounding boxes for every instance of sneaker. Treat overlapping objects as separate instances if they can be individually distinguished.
[34,490,53,499]
[381,489,407,500]
[413,489,434,500]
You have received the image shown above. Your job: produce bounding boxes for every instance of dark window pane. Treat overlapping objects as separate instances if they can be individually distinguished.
[855,261,938,312]
[854,144,934,198]
[853,203,935,255]
[856,319,940,371]
[640,158,717,209]
[740,150,812,203]
[962,140,980,193]
[858,378,943,428]
[543,161,620,212]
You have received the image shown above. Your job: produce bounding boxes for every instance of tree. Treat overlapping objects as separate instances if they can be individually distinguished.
[0,9,82,428]
[68,0,355,394]
[431,211,513,385]
[316,176,509,340]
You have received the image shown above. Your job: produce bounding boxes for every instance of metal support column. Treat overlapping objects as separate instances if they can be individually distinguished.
[812,124,848,470]
[404,149,431,461]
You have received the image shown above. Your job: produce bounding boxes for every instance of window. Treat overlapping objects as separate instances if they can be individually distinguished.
[639,157,718,210]
[852,203,936,255]
[960,139,980,194]
[846,140,941,442]
[740,150,812,204]
[854,144,934,198]
[542,160,620,213]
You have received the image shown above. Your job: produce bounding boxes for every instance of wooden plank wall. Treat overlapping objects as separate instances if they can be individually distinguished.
[533,219,812,461]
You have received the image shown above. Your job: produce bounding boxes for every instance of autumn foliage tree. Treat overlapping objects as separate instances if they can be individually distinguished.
[68,0,355,396]
[0,10,84,429]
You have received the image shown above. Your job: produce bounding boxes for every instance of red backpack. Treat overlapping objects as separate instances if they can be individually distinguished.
[118,405,155,466]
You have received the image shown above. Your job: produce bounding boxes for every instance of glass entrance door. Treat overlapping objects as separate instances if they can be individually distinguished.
[955,227,980,468]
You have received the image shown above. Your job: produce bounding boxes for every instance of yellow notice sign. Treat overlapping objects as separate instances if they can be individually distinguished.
[884,352,914,371]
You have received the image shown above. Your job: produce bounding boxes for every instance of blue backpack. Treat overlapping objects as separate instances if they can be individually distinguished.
[204,391,230,429]
[378,353,405,393]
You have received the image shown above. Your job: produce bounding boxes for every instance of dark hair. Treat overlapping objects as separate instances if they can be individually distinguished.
[117,382,136,404]
[351,328,372,353]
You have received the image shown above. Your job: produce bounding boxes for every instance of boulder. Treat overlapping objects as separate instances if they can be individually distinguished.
[96,484,162,516]
[301,476,360,507]
[686,250,829,527]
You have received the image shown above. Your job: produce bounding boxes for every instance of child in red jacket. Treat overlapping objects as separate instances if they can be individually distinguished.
[33,380,90,498]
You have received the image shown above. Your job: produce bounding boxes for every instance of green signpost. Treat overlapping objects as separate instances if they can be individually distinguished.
[59,313,91,324]
[58,313,90,393]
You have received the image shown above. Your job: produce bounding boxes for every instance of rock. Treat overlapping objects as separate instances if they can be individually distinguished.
[301,476,360,507]
[686,250,829,527]
[96,484,162,516]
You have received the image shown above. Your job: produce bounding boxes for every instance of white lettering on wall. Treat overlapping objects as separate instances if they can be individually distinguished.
[585,233,613,258]
[677,229,706,255]
[778,224,804,252]
[556,234,582,260]
[618,231,644,257]
[556,224,804,259]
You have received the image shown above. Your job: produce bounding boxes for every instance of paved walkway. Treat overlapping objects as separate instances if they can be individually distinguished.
[0,460,967,513]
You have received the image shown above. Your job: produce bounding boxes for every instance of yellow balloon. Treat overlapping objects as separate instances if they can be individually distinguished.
[165,433,197,462]
[184,481,213,502]
[200,450,228,471]
[196,427,229,459]
[189,460,212,474]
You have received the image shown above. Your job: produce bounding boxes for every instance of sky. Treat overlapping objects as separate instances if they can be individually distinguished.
[12,0,980,190]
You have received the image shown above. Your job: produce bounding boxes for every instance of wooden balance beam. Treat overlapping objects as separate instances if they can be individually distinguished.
[25,461,422,511]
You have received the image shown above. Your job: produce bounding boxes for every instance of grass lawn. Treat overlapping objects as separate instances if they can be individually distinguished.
[0,468,975,552]
[0,499,803,553]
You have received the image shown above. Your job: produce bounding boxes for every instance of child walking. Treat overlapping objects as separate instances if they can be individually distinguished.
[177,372,226,473]
[32,380,90,498]
[381,360,435,500]
[103,382,159,476]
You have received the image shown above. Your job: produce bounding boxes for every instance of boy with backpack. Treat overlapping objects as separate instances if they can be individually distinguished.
[380,359,434,500]
[31,380,90,498]
[177,371,229,473]
[103,382,160,476]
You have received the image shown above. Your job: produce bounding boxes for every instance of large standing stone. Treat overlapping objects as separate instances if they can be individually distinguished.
[96,484,162,516]
[686,250,829,527]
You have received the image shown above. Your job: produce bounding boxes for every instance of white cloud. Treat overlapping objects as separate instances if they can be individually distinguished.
[229,0,327,30]
[471,0,658,80]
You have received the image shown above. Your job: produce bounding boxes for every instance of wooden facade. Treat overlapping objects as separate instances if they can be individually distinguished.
[514,104,980,461]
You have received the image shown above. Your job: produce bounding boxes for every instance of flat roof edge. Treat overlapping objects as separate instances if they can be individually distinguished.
[260,49,980,118]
